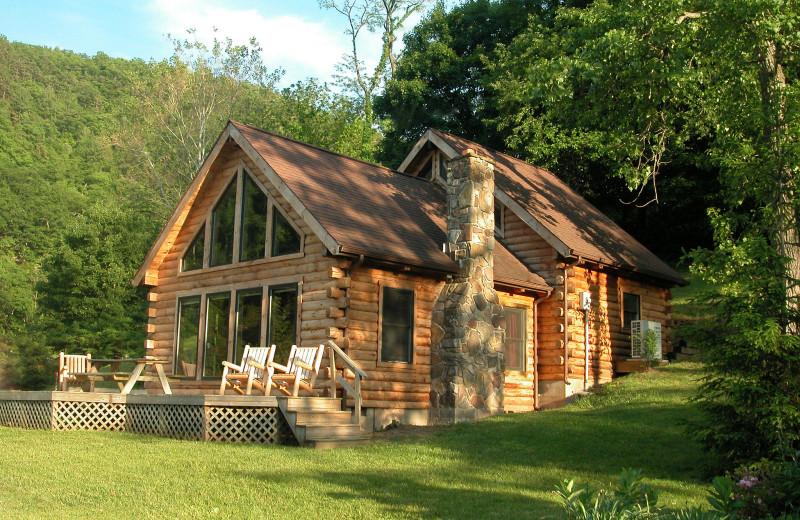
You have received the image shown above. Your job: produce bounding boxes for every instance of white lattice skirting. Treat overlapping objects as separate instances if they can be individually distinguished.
[0,392,293,445]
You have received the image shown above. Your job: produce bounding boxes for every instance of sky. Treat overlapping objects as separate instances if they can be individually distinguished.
[0,0,433,87]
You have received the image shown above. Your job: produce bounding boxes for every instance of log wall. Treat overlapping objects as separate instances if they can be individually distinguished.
[145,146,344,394]
[500,207,674,389]
[497,291,536,412]
[345,266,443,410]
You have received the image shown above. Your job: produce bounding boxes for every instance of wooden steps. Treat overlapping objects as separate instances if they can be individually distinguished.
[277,397,368,449]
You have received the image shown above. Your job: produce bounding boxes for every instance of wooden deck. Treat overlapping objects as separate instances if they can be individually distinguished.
[0,391,367,449]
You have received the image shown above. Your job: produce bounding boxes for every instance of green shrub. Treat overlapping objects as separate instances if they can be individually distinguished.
[0,334,55,390]
[553,468,659,519]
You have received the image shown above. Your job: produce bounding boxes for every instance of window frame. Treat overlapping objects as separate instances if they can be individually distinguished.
[503,305,528,372]
[179,162,304,275]
[171,277,301,379]
[621,291,641,330]
[494,201,505,238]
[377,281,416,367]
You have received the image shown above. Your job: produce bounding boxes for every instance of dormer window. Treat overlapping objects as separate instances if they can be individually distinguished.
[418,156,433,180]
[181,164,303,272]
[495,200,505,238]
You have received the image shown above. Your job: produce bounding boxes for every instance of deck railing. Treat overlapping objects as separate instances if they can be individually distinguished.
[326,340,368,423]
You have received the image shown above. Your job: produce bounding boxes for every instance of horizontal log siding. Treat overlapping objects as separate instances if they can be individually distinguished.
[501,208,674,385]
[565,267,614,383]
[497,291,536,413]
[347,266,443,410]
[146,146,342,394]
[501,208,564,382]
[607,276,674,363]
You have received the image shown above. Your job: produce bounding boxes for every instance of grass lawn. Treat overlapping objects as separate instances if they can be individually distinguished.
[0,363,713,519]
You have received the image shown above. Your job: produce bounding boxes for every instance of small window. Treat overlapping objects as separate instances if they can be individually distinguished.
[234,288,263,364]
[418,156,433,180]
[175,296,200,376]
[438,153,448,179]
[494,202,504,237]
[203,292,231,377]
[268,285,298,363]
[380,287,415,363]
[239,174,268,262]
[271,207,301,256]
[210,180,237,267]
[182,226,205,272]
[504,307,527,371]
[623,292,641,329]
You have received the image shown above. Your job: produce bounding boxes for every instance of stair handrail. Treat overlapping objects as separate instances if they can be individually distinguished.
[326,340,367,423]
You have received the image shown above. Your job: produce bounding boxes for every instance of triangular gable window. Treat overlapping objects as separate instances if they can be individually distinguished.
[239,173,268,262]
[210,179,237,267]
[181,164,304,273]
[182,225,205,272]
[271,207,301,256]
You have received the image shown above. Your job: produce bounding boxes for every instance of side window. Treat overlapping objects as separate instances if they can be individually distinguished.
[623,292,641,329]
[504,307,527,371]
[380,287,415,363]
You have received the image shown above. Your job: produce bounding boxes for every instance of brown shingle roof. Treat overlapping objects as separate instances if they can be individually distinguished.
[428,129,687,286]
[233,122,550,292]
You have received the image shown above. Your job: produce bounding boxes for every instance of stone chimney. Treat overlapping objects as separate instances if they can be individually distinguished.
[429,149,505,424]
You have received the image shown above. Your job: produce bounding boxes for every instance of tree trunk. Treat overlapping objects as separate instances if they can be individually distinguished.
[759,39,800,332]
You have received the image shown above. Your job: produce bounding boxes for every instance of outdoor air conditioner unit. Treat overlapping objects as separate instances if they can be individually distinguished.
[630,320,662,360]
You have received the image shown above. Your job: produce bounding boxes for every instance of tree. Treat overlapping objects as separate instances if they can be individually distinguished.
[319,0,431,122]
[375,0,578,166]
[119,30,284,216]
[491,0,799,464]
[37,202,157,358]
[683,0,800,465]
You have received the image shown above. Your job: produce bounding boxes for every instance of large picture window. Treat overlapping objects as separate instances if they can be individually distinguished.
[234,288,263,365]
[174,283,298,378]
[268,285,298,364]
[380,287,415,364]
[623,292,641,329]
[176,296,200,377]
[203,292,231,377]
[181,165,303,272]
[504,307,527,371]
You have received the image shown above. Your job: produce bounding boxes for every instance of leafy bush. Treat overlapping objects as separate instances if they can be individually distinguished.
[727,452,800,519]
[0,334,55,390]
[553,468,659,519]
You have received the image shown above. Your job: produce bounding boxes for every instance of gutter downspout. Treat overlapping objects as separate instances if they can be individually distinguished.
[584,307,590,387]
[564,266,570,385]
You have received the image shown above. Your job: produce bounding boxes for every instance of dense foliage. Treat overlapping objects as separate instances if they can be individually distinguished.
[0,35,379,388]
[376,0,717,261]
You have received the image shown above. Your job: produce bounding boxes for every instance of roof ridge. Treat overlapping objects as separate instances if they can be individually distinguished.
[231,120,433,185]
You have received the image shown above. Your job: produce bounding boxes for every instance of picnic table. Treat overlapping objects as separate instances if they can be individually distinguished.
[68,357,173,395]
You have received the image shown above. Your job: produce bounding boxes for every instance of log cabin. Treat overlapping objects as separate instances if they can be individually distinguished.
[133,121,686,430]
